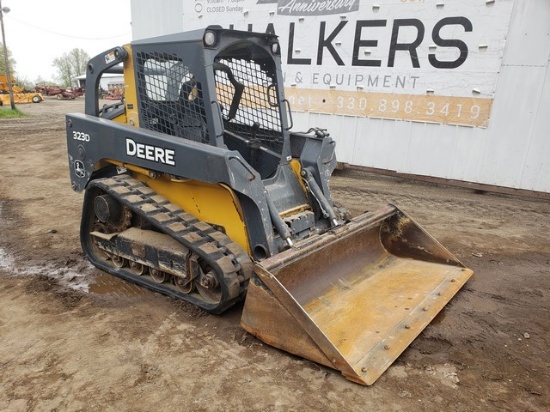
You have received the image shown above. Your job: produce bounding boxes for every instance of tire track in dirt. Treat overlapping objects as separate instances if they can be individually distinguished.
[331,181,550,256]
[331,187,550,221]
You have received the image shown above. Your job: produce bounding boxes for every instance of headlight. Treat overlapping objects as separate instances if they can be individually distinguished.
[204,30,217,47]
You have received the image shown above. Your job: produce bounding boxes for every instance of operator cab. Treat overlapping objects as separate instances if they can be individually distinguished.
[131,27,290,179]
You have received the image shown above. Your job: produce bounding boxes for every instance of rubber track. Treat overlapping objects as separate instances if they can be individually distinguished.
[88,174,253,313]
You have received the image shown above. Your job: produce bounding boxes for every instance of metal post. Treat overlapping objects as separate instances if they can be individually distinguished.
[0,0,15,110]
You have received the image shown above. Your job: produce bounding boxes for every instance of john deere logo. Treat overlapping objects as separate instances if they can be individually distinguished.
[74,160,86,178]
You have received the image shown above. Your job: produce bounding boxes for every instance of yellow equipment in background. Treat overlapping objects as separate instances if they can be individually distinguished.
[0,74,43,105]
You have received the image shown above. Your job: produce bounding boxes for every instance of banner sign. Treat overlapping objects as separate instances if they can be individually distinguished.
[186,0,514,127]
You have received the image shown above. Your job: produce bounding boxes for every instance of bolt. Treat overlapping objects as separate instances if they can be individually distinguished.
[384,344,390,350]
[77,146,86,159]
[423,307,428,311]
[361,367,367,373]
[201,272,218,289]
[405,325,411,329]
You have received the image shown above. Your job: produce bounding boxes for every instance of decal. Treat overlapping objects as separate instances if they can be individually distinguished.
[185,0,514,127]
[74,160,86,178]
[126,138,176,166]
[105,51,116,64]
[72,131,90,142]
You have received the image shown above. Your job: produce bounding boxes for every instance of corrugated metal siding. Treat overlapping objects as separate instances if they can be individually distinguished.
[502,1,550,67]
[290,0,550,192]
[476,65,547,189]
[131,0,183,39]
[130,0,550,193]
[519,62,550,191]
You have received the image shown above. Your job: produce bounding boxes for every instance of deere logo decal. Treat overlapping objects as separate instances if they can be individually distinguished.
[126,138,176,166]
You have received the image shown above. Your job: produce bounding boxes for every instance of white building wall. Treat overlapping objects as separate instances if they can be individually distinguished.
[130,0,183,39]
[75,74,123,91]
[130,0,550,193]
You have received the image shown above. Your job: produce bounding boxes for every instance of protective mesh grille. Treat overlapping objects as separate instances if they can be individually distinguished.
[215,58,283,153]
[136,52,209,144]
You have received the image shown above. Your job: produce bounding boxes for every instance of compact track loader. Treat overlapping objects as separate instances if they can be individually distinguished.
[66,27,473,385]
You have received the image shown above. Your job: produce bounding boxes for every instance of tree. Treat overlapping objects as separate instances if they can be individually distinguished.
[13,75,33,90]
[52,55,72,87]
[34,75,56,87]
[52,48,90,87]
[0,41,16,75]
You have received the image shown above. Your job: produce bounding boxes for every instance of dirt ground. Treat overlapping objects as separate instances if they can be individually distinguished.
[0,97,548,412]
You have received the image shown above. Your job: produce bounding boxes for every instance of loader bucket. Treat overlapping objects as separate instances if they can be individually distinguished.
[241,205,473,385]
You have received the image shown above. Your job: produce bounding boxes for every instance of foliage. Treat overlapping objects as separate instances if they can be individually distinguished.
[13,76,34,90]
[34,76,57,87]
[0,42,16,75]
[0,106,26,118]
[52,48,90,87]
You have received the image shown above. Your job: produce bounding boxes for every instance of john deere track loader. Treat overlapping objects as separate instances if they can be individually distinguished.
[66,27,473,385]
